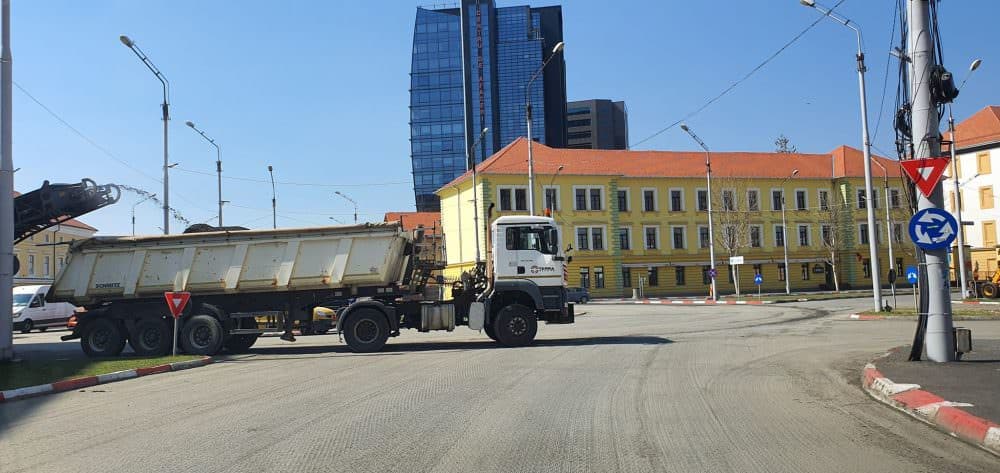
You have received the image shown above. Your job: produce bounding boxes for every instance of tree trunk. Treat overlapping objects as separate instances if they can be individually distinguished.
[830,250,840,292]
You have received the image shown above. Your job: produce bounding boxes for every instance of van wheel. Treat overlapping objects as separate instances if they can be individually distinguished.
[342,308,389,353]
[180,315,225,355]
[81,318,127,357]
[129,318,172,356]
[39,327,48,332]
[580,296,589,304]
[19,319,33,333]
[492,304,537,347]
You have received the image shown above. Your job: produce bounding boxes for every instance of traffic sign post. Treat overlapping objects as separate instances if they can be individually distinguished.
[164,291,191,356]
[906,265,919,318]
[754,273,763,299]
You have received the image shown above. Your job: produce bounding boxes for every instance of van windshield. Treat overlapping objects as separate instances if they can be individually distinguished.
[13,293,32,307]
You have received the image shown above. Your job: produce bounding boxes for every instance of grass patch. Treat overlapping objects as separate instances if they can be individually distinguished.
[858,307,1000,320]
[0,355,201,391]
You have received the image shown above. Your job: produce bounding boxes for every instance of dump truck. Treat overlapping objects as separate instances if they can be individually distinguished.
[52,216,573,357]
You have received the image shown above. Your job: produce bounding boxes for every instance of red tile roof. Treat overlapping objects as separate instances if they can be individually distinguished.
[12,191,98,232]
[441,138,900,190]
[945,105,1000,150]
[383,211,441,235]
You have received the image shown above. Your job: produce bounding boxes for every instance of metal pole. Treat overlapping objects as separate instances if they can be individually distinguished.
[186,122,222,226]
[908,0,953,361]
[872,157,897,307]
[335,191,358,224]
[524,43,564,216]
[172,316,178,356]
[0,0,13,361]
[469,128,488,264]
[782,195,791,295]
[268,165,276,229]
[949,109,969,298]
[680,124,718,301]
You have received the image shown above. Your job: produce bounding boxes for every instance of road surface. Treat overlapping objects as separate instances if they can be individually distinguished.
[2,299,998,472]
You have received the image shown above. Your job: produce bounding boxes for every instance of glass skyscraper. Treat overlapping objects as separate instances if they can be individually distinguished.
[410,1,567,211]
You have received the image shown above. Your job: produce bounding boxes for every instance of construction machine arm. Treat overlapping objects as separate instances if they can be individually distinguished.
[13,179,120,244]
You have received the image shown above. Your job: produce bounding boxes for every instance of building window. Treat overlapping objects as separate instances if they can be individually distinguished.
[28,254,35,276]
[594,266,605,289]
[672,226,686,250]
[798,225,810,246]
[775,225,785,247]
[750,225,762,248]
[697,189,708,211]
[859,223,870,245]
[895,258,904,275]
[698,226,710,249]
[58,257,64,270]
[893,223,903,243]
[675,267,686,286]
[777,263,786,281]
[747,189,760,211]
[644,226,659,250]
[576,228,589,250]
[984,221,997,248]
[576,188,587,211]
[670,189,684,212]
[980,186,995,210]
[722,189,736,211]
[821,224,833,246]
[544,187,559,211]
[753,264,762,278]
[44,234,49,243]
[772,189,784,211]
[801,263,810,281]
[642,188,657,212]
[498,186,528,211]
[818,189,830,211]
[617,189,629,212]
[619,227,631,250]
[890,189,901,209]
[576,226,606,251]
[647,267,659,286]
[44,256,50,276]
[590,188,603,211]
[977,151,992,174]
[622,267,632,287]
[863,259,872,278]
[579,267,590,288]
[591,228,605,250]
[795,190,807,210]
[857,189,867,209]
[702,266,712,284]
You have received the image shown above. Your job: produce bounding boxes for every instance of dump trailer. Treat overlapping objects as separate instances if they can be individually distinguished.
[52,216,573,357]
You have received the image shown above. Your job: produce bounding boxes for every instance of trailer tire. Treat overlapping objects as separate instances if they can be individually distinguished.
[128,317,172,356]
[982,282,998,299]
[180,315,225,355]
[224,318,259,353]
[80,318,127,357]
[342,308,389,353]
[492,303,537,347]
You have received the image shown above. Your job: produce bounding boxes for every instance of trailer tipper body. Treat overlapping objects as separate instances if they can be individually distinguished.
[53,217,574,356]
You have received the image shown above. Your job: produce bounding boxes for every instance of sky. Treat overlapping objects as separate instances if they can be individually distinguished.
[10,0,999,235]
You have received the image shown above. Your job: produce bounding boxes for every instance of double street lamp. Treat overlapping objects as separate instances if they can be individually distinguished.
[468,127,489,263]
[679,123,718,302]
[120,35,171,235]
[780,170,800,295]
[949,58,983,298]
[131,193,156,236]
[185,121,225,226]
[335,191,358,223]
[268,165,276,229]
[525,41,565,216]
[800,0,883,312]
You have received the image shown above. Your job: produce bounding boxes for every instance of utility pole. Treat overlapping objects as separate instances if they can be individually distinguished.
[908,0,954,361]
[267,165,276,229]
[0,0,14,361]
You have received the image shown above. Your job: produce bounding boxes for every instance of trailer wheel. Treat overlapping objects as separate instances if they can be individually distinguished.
[492,303,537,347]
[80,318,127,357]
[224,318,259,353]
[982,282,998,299]
[128,318,172,356]
[342,308,389,353]
[180,315,225,355]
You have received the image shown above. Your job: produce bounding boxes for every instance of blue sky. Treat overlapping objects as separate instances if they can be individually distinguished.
[11,1,998,235]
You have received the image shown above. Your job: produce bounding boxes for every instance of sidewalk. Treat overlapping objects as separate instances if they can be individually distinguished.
[863,341,1000,456]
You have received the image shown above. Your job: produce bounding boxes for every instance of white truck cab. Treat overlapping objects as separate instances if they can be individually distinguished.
[12,284,77,333]
[490,216,569,315]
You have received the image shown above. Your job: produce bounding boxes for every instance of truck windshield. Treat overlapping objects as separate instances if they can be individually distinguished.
[13,293,32,307]
[505,226,558,255]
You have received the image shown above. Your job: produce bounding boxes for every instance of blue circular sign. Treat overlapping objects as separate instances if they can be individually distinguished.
[905,265,918,285]
[754,274,763,285]
[908,208,958,251]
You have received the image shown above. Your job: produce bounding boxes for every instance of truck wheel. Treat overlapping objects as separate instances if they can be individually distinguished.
[19,319,33,333]
[982,282,998,299]
[128,318,172,356]
[343,308,389,353]
[81,318,127,357]
[483,323,498,341]
[180,315,225,355]
[492,304,537,347]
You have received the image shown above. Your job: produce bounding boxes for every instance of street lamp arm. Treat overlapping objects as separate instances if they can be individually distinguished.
[124,42,170,102]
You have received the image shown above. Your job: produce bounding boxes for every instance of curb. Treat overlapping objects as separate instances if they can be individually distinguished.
[0,356,214,404]
[849,313,885,321]
[861,351,1000,457]
[592,299,774,305]
[959,300,1000,305]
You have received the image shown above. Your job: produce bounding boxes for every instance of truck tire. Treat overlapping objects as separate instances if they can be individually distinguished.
[80,318,127,357]
[982,282,998,299]
[492,303,537,347]
[483,323,498,341]
[224,318,259,353]
[128,318,172,356]
[19,319,33,334]
[180,315,225,355]
[342,308,389,353]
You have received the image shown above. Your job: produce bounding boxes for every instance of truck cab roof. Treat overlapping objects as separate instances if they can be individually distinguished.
[14,285,49,294]
[492,216,557,226]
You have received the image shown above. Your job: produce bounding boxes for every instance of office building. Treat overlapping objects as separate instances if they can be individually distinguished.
[410,1,567,211]
[566,99,628,149]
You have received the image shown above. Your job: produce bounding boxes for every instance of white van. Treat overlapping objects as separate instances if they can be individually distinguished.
[12,285,77,333]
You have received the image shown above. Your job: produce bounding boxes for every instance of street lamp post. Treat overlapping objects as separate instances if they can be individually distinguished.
[780,170,800,295]
[267,165,276,229]
[185,121,224,226]
[949,58,983,298]
[131,193,156,236]
[120,35,171,235]
[546,165,565,215]
[680,123,718,301]
[800,0,883,312]
[468,127,489,263]
[335,191,358,223]
[525,41,565,216]
[870,158,897,307]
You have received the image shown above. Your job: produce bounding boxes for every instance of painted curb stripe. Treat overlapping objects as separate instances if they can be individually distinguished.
[985,427,1000,451]
[935,406,999,444]
[96,369,138,384]
[891,389,946,409]
[1,383,53,401]
[51,376,99,392]
[136,364,172,376]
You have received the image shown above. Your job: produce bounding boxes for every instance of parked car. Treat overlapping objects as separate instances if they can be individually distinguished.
[566,287,590,304]
[12,285,77,333]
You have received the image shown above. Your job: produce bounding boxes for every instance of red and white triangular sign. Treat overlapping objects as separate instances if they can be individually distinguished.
[164,291,191,318]
[900,157,950,198]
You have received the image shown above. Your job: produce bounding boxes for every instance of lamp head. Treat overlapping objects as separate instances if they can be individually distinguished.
[482,127,489,134]
[679,123,690,132]
[185,121,195,128]
[970,58,982,72]
[119,35,134,47]
[267,165,273,172]
[791,169,800,176]
[799,0,816,7]
[552,41,565,54]
[557,165,565,171]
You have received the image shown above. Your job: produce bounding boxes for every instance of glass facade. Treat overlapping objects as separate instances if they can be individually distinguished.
[410,1,565,211]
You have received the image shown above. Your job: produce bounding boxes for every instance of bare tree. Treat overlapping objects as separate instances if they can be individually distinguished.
[712,176,757,295]
[815,188,850,292]
[774,134,798,153]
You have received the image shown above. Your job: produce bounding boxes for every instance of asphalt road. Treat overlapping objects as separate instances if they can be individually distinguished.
[2,300,998,472]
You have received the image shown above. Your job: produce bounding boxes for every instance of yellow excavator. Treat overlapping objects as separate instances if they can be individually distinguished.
[976,269,1000,299]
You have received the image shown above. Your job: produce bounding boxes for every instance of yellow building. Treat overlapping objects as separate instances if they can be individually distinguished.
[13,216,97,286]
[437,138,916,298]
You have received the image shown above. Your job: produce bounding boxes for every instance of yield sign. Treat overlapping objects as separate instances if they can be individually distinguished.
[164,291,191,318]
[900,157,950,198]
